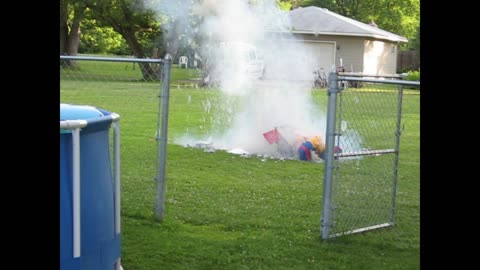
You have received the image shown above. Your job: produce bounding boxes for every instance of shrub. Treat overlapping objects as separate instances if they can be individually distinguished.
[404,70,420,81]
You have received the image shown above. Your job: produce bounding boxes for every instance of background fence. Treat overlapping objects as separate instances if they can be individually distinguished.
[397,50,420,72]
[60,55,171,221]
[321,72,420,240]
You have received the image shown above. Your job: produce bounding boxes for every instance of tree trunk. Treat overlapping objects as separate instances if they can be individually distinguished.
[60,20,69,55]
[120,28,161,81]
[60,0,68,55]
[60,0,73,67]
[60,1,86,68]
[67,20,82,56]
[164,19,185,61]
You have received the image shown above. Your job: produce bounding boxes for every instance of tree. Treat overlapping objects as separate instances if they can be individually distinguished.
[86,0,164,80]
[360,0,420,50]
[277,0,303,10]
[79,9,132,55]
[297,0,420,51]
[60,0,89,67]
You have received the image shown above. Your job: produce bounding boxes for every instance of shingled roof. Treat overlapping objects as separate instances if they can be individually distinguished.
[285,6,408,43]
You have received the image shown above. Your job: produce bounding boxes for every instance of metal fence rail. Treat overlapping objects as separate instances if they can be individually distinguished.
[321,72,420,240]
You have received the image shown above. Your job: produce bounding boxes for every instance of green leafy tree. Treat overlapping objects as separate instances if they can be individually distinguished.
[296,0,419,51]
[361,0,419,50]
[79,9,131,55]
[277,0,303,10]
[86,0,165,80]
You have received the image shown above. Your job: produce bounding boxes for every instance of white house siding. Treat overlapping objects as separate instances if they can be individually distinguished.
[301,41,336,75]
[265,33,399,78]
[262,37,335,81]
[363,39,398,75]
[296,34,365,73]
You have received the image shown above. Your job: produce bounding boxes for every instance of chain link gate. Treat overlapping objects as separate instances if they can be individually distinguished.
[60,55,172,222]
[321,72,420,240]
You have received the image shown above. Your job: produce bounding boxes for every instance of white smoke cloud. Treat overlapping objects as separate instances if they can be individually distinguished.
[153,0,334,158]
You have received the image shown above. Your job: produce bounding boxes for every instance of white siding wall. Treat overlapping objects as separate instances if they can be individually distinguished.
[262,37,335,80]
[268,33,400,76]
[364,39,398,75]
[299,35,365,73]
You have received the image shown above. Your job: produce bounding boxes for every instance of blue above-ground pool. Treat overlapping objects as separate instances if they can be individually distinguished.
[60,103,122,270]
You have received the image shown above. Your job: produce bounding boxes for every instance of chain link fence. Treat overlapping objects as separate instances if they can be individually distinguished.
[321,72,420,241]
[60,56,419,246]
[60,55,171,221]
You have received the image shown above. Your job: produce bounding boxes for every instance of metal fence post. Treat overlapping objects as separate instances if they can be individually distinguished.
[390,84,405,224]
[321,71,340,240]
[112,114,121,234]
[155,54,172,221]
[72,127,82,257]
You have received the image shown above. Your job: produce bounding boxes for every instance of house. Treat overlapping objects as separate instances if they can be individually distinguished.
[264,6,408,79]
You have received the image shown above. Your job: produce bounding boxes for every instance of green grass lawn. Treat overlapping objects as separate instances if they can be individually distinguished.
[60,62,419,270]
